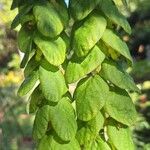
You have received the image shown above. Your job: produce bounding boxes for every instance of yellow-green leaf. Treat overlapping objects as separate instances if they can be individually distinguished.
[76,112,104,147]
[33,2,63,38]
[73,12,107,57]
[39,66,67,102]
[102,29,133,65]
[34,33,66,66]
[18,71,39,96]
[38,134,80,150]
[74,75,109,121]
[49,97,77,141]
[70,0,102,20]
[107,118,135,150]
[100,0,131,34]
[104,87,137,126]
[65,46,105,83]
[100,60,140,93]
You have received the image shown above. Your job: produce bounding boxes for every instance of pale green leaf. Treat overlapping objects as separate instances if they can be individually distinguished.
[76,112,104,147]
[74,75,109,121]
[88,136,111,150]
[38,134,80,150]
[100,0,131,34]
[73,12,107,57]
[18,71,39,96]
[39,66,67,102]
[65,45,105,83]
[100,60,140,93]
[33,2,63,37]
[104,87,137,126]
[34,33,66,66]
[70,0,102,20]
[102,29,133,64]
[107,118,135,150]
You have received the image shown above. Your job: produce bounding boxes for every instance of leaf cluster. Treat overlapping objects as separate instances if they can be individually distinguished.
[11,0,139,149]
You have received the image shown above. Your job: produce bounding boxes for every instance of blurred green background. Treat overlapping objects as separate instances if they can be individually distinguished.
[0,0,150,149]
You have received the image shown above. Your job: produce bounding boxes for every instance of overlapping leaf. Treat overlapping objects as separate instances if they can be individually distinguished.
[49,97,77,141]
[65,46,105,83]
[11,4,33,29]
[51,0,69,27]
[102,29,133,64]
[33,105,50,139]
[33,2,63,37]
[100,0,131,34]
[104,87,137,126]
[73,12,107,57]
[100,60,140,92]
[70,0,102,20]
[107,119,135,150]
[76,112,104,147]
[38,134,80,150]
[34,33,66,66]
[33,97,77,141]
[29,86,44,114]
[24,55,40,77]
[74,75,109,121]
[88,136,111,150]
[18,71,39,96]
[39,66,67,102]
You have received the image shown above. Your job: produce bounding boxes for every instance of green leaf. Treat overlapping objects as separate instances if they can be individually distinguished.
[65,45,105,83]
[100,0,131,34]
[18,71,39,96]
[11,5,33,29]
[49,97,77,141]
[113,0,128,7]
[33,97,77,141]
[104,87,137,126]
[34,33,66,66]
[70,0,102,20]
[38,134,80,150]
[39,66,67,102]
[61,32,70,50]
[51,0,69,27]
[24,55,40,77]
[89,136,111,150]
[74,75,109,121]
[11,0,19,10]
[29,86,44,114]
[76,112,104,147]
[33,2,63,38]
[73,12,107,57]
[20,48,32,68]
[20,14,34,25]
[102,29,133,64]
[32,105,50,139]
[100,60,140,93]
[18,26,33,53]
[107,118,135,150]
[11,0,33,10]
